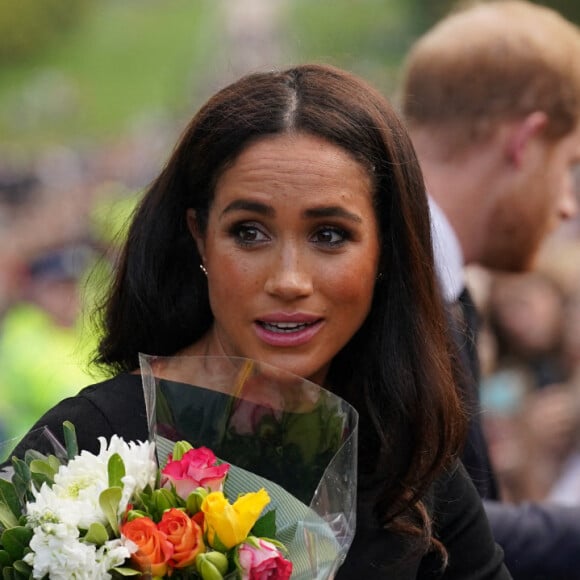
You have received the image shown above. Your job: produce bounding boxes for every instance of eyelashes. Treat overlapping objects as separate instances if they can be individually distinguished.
[228,223,351,249]
[311,226,349,246]
[229,224,268,247]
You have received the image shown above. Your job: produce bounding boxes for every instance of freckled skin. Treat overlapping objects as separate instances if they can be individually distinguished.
[186,133,381,386]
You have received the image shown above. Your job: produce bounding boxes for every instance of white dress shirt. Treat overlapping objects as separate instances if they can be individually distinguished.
[428,196,465,303]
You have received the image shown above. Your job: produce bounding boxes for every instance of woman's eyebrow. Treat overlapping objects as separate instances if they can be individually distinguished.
[304,206,362,223]
[221,199,275,217]
[221,200,362,224]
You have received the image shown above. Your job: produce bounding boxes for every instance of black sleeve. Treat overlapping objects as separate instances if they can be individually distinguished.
[485,499,580,580]
[5,375,148,460]
[337,462,511,579]
[418,462,512,579]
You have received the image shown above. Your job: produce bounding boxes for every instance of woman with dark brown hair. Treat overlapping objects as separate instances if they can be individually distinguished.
[12,64,510,578]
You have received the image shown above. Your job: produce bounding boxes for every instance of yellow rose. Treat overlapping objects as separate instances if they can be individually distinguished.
[201,488,270,550]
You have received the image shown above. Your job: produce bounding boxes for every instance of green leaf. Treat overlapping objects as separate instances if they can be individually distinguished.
[10,460,29,489]
[22,449,45,464]
[28,473,51,494]
[152,488,178,517]
[83,522,109,546]
[171,441,193,461]
[209,532,229,553]
[29,459,57,482]
[197,554,228,580]
[47,455,62,475]
[0,502,18,530]
[251,509,277,539]
[0,549,12,567]
[62,421,79,460]
[10,458,34,504]
[186,487,207,515]
[0,527,32,561]
[111,566,142,576]
[11,559,32,575]
[99,487,122,535]
[107,454,126,489]
[0,479,21,522]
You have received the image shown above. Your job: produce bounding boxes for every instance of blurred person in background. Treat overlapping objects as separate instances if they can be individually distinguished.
[0,242,104,444]
[400,1,580,578]
[540,277,580,506]
[488,271,567,388]
[0,254,24,445]
[483,271,579,502]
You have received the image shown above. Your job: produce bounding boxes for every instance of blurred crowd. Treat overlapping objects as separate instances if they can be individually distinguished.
[0,122,175,447]
[470,216,580,507]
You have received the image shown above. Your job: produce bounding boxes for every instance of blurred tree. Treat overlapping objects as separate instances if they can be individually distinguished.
[286,0,412,96]
[536,0,580,24]
[0,0,90,64]
[405,0,580,32]
[405,0,455,35]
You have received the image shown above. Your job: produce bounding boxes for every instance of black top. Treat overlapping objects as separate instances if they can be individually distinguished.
[9,374,511,579]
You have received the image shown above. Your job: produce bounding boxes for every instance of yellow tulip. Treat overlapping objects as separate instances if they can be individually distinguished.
[201,488,270,550]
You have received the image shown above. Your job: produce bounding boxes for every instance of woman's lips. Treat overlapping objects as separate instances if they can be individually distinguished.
[254,317,323,347]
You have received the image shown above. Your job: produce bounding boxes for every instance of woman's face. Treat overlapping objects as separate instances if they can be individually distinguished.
[188,132,381,385]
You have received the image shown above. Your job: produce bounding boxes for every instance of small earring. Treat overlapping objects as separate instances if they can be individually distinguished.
[200,264,208,276]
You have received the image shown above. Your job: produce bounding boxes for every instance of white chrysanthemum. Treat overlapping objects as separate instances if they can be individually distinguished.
[26,437,156,530]
[24,522,134,579]
[95,539,134,577]
[102,436,157,508]
[24,522,104,579]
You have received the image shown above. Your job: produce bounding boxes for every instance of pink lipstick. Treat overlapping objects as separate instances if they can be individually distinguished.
[254,314,323,347]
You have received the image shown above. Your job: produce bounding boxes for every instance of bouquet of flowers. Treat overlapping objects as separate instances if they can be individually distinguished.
[141,355,359,579]
[0,422,293,579]
[1,354,358,579]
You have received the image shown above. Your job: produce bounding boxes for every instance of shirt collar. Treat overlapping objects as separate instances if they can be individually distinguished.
[428,196,465,303]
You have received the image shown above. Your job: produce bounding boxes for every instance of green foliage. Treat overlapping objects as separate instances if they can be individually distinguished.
[250,510,276,540]
[63,421,78,461]
[196,551,229,579]
[99,487,123,536]
[285,0,411,95]
[0,481,20,528]
[0,527,32,561]
[108,453,126,489]
[523,1,580,25]
[0,0,89,64]
[0,422,79,575]
[0,0,219,149]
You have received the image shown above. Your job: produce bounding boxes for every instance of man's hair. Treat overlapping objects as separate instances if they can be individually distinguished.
[400,0,580,153]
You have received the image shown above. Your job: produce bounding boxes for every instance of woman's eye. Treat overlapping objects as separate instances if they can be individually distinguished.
[232,224,268,245]
[313,227,348,246]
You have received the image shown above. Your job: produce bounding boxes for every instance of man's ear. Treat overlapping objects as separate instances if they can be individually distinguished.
[186,209,206,262]
[506,111,549,167]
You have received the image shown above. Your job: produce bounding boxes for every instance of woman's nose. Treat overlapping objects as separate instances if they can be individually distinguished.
[264,247,313,300]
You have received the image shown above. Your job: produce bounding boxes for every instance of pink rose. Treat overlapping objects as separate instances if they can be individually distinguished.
[161,446,230,498]
[228,398,283,436]
[236,538,293,580]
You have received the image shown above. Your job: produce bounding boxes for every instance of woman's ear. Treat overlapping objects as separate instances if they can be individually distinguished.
[186,209,206,262]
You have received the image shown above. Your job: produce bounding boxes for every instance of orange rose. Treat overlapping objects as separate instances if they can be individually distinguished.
[158,508,205,569]
[121,516,174,577]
